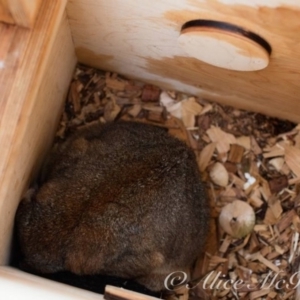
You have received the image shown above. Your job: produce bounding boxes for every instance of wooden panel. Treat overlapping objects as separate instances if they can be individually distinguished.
[0,0,42,27]
[67,0,300,123]
[0,0,14,24]
[0,267,104,299]
[0,25,30,117]
[0,0,76,264]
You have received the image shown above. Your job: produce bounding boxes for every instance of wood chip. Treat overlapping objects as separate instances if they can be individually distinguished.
[219,235,232,254]
[268,157,284,172]
[128,104,142,117]
[251,136,262,155]
[277,210,297,232]
[106,77,126,91]
[248,232,260,252]
[146,110,163,123]
[268,175,288,194]
[284,145,300,177]
[206,126,236,154]
[68,81,82,113]
[181,98,202,128]
[292,214,300,233]
[249,188,264,208]
[249,253,280,273]
[197,143,216,172]
[249,288,270,300]
[223,162,238,174]
[236,136,251,150]
[263,144,285,158]
[166,116,190,146]
[104,100,121,121]
[105,285,160,300]
[141,85,160,102]
[228,144,245,163]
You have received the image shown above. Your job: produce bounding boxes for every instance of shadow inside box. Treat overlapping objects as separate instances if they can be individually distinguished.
[9,227,161,298]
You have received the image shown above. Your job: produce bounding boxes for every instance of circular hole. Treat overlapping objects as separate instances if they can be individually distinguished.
[178,19,272,71]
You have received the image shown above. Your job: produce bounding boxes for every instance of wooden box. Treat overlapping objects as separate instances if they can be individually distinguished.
[0,0,300,297]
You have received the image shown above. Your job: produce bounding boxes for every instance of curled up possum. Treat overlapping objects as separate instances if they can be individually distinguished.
[16,121,209,292]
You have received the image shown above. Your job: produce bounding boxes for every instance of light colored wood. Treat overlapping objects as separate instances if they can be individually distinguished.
[105,285,160,300]
[0,267,104,299]
[0,0,76,264]
[0,24,30,117]
[0,0,42,27]
[0,0,14,24]
[67,0,300,122]
[178,27,270,71]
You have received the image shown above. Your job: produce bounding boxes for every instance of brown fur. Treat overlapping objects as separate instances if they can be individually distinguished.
[16,121,209,291]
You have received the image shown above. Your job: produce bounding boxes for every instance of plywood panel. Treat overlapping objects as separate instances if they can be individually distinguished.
[0,0,42,27]
[0,0,76,264]
[0,0,14,24]
[67,0,300,123]
[0,267,104,300]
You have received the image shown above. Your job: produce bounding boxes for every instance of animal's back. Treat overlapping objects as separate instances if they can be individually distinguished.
[16,121,209,291]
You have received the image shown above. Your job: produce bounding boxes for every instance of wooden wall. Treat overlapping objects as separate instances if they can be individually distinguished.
[67,0,300,123]
[0,0,76,264]
[0,0,42,27]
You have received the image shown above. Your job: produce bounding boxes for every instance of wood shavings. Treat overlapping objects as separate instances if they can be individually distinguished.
[268,157,285,172]
[181,97,203,128]
[236,136,251,150]
[141,85,160,102]
[55,64,299,300]
[105,76,127,91]
[263,144,285,158]
[197,143,216,172]
[104,100,121,121]
[251,136,262,155]
[284,145,300,177]
[160,91,182,119]
[249,187,264,208]
[128,104,142,117]
[207,126,236,154]
[268,175,288,194]
[228,144,245,163]
[249,252,280,273]
[68,81,82,113]
[200,104,213,115]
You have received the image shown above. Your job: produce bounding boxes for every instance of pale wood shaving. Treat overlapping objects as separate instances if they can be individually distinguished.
[284,145,300,178]
[206,126,236,154]
[197,143,216,172]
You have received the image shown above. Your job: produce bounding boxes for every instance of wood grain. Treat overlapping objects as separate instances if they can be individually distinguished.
[67,0,300,122]
[178,27,270,71]
[0,0,42,27]
[0,0,76,264]
[105,285,160,300]
[0,267,105,299]
[0,0,14,24]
